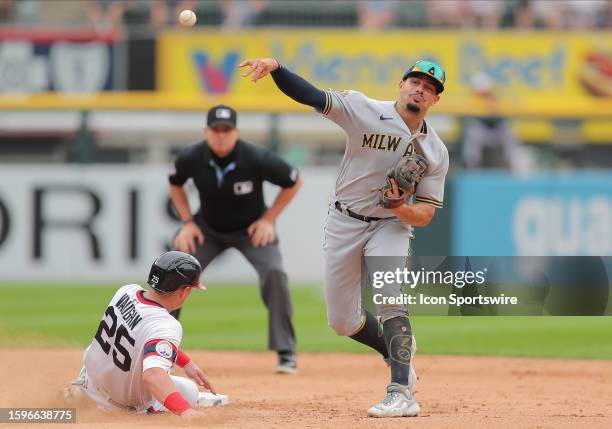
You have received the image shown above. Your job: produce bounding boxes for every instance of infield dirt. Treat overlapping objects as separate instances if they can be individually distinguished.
[2,349,611,428]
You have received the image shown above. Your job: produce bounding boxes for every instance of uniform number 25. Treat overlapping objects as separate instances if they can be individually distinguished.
[94,306,135,372]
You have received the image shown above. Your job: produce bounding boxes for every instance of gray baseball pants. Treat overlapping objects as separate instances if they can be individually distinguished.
[324,203,413,336]
[188,221,296,352]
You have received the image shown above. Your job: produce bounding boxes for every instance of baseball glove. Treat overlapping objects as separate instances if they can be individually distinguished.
[373,153,429,209]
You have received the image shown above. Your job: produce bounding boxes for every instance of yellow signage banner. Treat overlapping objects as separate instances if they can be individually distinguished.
[157,30,612,109]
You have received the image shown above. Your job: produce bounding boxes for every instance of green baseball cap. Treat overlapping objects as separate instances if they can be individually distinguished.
[402,60,446,94]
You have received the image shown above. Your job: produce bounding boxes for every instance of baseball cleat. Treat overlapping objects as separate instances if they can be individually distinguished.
[61,366,86,404]
[276,351,298,375]
[61,385,84,404]
[71,367,86,386]
[367,382,420,417]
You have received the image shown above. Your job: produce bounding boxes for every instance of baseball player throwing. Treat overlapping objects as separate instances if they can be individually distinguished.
[69,251,215,418]
[239,58,449,417]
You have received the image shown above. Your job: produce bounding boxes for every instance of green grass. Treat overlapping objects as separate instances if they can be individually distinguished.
[0,283,611,359]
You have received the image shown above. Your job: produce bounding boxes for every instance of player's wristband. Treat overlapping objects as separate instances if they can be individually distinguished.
[163,391,192,415]
[182,218,194,225]
[176,349,191,367]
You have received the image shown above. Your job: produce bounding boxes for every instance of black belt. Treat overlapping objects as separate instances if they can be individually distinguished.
[334,201,382,223]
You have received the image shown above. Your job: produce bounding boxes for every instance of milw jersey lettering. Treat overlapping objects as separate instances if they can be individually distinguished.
[361,134,403,152]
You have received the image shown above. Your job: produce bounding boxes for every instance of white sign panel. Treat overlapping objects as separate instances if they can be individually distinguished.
[0,166,334,283]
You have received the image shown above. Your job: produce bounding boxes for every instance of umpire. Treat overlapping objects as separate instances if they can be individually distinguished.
[169,105,303,374]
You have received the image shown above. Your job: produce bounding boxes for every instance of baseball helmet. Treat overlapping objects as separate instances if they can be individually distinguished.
[147,251,207,293]
[402,60,446,94]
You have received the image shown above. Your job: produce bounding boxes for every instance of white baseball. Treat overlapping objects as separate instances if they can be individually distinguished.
[179,9,197,27]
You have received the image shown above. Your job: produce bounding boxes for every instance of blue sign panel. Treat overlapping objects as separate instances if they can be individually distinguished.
[453,172,612,256]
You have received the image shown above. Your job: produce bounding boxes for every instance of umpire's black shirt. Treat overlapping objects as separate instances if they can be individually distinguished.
[169,139,298,233]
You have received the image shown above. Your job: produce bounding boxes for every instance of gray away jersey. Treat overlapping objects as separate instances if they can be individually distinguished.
[321,89,449,219]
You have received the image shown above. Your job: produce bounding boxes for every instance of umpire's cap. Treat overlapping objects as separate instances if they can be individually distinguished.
[147,251,207,293]
[402,60,446,94]
[207,105,237,128]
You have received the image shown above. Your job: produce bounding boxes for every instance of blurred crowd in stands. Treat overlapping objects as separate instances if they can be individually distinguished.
[0,0,611,32]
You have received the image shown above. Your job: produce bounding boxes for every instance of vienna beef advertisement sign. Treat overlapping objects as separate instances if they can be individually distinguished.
[157,29,612,111]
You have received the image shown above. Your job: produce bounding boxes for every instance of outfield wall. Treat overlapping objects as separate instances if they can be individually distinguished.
[0,166,333,283]
[0,166,610,283]
[453,171,612,256]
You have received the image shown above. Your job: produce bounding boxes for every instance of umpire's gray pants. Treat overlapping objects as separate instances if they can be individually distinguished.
[190,222,296,352]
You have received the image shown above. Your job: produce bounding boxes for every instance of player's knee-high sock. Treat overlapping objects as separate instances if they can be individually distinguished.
[383,316,412,386]
[349,311,388,358]
[170,307,182,320]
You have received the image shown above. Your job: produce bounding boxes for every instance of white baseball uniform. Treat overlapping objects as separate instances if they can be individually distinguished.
[321,89,449,335]
[79,284,197,412]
